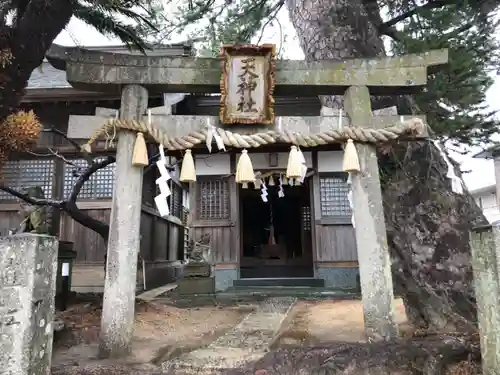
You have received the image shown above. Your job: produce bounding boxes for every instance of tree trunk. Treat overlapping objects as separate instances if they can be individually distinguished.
[286,0,486,330]
[0,0,75,125]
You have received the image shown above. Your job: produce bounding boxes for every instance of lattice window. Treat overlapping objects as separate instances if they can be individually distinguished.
[182,206,189,226]
[169,181,183,218]
[302,206,311,231]
[319,174,352,217]
[196,178,230,220]
[0,159,55,201]
[63,157,115,199]
[142,168,157,207]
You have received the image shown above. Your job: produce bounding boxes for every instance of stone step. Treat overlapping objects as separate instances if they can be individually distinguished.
[164,347,265,371]
[233,277,325,288]
[161,297,297,373]
[136,283,177,301]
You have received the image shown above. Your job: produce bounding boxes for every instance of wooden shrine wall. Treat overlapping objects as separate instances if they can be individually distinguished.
[312,151,358,266]
[182,96,358,269]
[190,154,240,265]
[189,150,358,268]
[0,101,187,265]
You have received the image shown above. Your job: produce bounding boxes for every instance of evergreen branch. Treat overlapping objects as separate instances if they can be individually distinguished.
[380,0,454,30]
[74,3,150,53]
[90,1,159,31]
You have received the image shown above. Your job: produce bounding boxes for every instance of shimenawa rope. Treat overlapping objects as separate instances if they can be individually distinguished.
[82,117,426,152]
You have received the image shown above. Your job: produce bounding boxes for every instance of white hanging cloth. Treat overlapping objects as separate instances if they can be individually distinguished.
[297,148,308,183]
[347,173,355,228]
[205,119,226,153]
[278,174,285,198]
[154,144,172,217]
[432,140,464,195]
[261,180,268,203]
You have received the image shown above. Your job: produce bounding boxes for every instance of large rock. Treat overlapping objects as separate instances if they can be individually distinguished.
[380,142,486,330]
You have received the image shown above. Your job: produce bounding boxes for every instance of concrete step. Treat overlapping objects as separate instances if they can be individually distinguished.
[157,287,360,308]
[233,277,325,288]
[220,286,359,299]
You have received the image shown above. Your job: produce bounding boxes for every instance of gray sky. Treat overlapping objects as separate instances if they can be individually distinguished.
[53,14,500,191]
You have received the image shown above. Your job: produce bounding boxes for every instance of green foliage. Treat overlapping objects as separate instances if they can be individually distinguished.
[0,0,158,52]
[74,0,158,52]
[155,0,500,146]
[151,0,285,56]
[387,0,500,147]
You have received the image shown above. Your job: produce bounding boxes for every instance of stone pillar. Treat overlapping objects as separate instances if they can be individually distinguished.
[470,224,500,374]
[99,85,148,358]
[0,234,58,375]
[493,155,500,211]
[343,86,397,341]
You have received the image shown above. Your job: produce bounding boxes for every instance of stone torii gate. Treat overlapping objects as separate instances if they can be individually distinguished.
[46,44,447,357]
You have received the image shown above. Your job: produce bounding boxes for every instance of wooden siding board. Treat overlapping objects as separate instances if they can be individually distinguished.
[310,153,358,263]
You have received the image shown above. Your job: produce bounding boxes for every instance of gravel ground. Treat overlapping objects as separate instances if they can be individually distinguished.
[270,298,409,347]
[51,298,250,374]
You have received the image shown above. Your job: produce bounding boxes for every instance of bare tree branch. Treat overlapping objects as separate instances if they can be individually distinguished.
[0,155,114,242]
[0,186,63,207]
[69,156,116,203]
[63,200,110,241]
[43,127,93,165]
[27,147,82,169]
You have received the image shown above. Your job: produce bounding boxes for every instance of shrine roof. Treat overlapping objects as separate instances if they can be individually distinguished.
[28,62,70,89]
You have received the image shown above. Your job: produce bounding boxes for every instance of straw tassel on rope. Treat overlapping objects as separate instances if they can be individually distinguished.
[132,109,150,167]
[340,109,360,173]
[236,149,255,189]
[132,132,149,167]
[286,145,302,179]
[343,139,360,173]
[180,149,196,182]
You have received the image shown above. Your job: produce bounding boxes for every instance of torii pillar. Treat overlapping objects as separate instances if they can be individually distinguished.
[344,86,398,341]
[99,85,148,358]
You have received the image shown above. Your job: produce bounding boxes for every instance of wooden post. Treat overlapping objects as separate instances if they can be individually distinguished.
[470,224,500,374]
[99,84,148,358]
[343,86,398,341]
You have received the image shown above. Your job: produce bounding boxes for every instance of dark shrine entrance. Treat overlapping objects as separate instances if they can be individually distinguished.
[239,175,314,279]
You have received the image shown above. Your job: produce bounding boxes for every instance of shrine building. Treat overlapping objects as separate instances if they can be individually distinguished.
[0,43,444,297]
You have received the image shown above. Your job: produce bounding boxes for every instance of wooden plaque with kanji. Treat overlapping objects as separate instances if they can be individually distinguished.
[220,44,276,125]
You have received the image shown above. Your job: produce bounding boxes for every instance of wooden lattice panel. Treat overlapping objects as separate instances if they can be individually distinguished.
[302,206,311,231]
[182,207,189,226]
[0,159,55,201]
[196,178,230,220]
[182,207,190,259]
[63,157,115,199]
[142,167,158,207]
[319,174,352,217]
[169,182,183,218]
